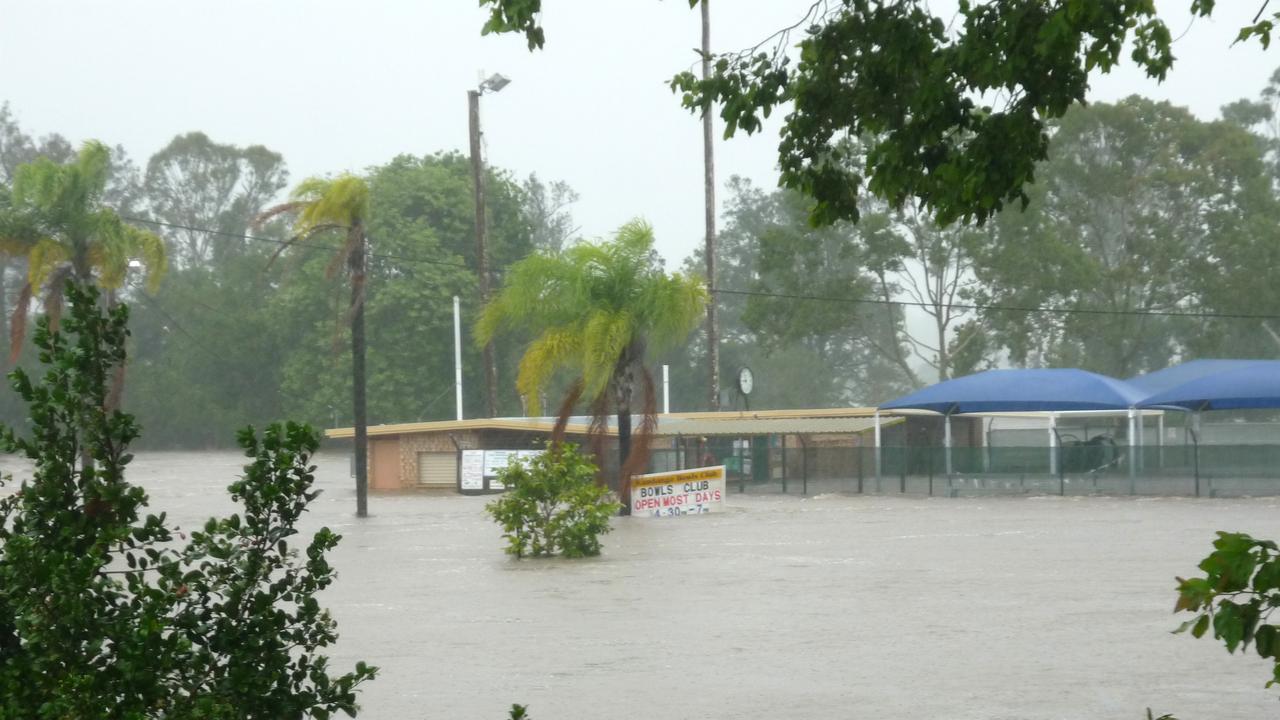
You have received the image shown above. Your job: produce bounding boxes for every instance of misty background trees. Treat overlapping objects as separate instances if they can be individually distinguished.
[4,67,1280,447]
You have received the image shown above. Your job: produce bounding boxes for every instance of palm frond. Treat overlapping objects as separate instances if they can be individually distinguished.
[516,329,581,415]
[251,201,307,230]
[26,238,69,292]
[580,309,633,400]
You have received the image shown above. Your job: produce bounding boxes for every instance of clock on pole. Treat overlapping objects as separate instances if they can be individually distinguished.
[736,366,754,410]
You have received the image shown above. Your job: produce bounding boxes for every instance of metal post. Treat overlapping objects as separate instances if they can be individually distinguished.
[983,417,992,473]
[781,433,788,493]
[1051,427,1066,496]
[944,413,953,476]
[800,435,809,496]
[453,295,464,421]
[856,440,864,494]
[1048,413,1058,477]
[662,364,670,414]
[1141,407,1152,474]
[873,411,882,489]
[1157,412,1165,469]
[1127,408,1137,494]
[1190,424,1201,497]
[468,88,498,418]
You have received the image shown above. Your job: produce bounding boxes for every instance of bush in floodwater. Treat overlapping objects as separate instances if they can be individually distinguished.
[0,283,375,718]
[486,443,620,558]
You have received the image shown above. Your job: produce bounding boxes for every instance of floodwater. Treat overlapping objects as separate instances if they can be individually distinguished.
[6,450,1280,719]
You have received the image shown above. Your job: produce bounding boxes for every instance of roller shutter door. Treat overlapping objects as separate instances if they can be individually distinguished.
[417,452,456,488]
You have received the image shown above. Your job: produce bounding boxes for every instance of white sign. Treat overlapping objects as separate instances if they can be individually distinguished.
[459,449,545,492]
[460,450,485,491]
[630,465,726,517]
[484,450,514,490]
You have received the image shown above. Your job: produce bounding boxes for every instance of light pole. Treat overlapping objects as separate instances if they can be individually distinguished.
[469,72,510,419]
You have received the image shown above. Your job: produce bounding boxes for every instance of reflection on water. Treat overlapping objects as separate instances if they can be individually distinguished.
[3,450,1279,719]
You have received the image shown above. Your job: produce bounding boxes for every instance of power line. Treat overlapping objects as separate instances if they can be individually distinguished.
[122,216,472,270]
[122,216,1280,323]
[712,288,1280,322]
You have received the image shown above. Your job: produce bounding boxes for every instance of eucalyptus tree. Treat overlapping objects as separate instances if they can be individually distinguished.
[477,220,706,512]
[971,97,1277,376]
[144,131,289,267]
[256,175,373,518]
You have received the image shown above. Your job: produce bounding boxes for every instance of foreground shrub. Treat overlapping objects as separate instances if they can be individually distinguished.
[0,283,375,718]
[486,444,620,558]
[1175,530,1280,690]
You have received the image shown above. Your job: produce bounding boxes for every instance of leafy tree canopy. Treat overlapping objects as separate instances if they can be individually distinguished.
[481,0,1280,226]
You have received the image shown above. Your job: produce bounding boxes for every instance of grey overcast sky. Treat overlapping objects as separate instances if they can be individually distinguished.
[0,1,1277,265]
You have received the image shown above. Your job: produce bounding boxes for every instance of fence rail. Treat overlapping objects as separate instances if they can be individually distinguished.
[643,444,1280,498]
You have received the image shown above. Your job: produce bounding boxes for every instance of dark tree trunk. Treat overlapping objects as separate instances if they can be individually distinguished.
[616,403,631,516]
[350,225,369,518]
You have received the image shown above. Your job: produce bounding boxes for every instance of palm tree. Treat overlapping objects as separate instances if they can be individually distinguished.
[255,175,372,518]
[0,141,166,362]
[0,142,165,473]
[477,219,707,513]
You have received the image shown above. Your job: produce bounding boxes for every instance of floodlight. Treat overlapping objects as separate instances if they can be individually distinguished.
[480,73,511,93]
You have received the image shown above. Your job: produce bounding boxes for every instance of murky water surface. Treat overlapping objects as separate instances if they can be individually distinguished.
[4,450,1279,719]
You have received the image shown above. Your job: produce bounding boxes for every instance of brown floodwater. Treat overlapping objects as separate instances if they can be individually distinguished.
[3,450,1279,719]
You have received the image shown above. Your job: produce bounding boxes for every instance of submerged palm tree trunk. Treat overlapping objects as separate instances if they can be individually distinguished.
[616,402,631,516]
[350,227,369,518]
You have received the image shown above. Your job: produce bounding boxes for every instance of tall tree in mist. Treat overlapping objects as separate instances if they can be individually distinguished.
[144,131,289,267]
[971,97,1278,376]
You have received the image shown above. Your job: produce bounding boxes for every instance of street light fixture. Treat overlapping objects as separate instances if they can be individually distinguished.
[479,73,511,94]
[468,72,511,417]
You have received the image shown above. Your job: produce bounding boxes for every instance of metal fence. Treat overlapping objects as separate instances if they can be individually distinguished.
[643,443,1280,498]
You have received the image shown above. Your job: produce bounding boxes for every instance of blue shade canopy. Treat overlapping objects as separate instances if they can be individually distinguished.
[1126,359,1266,396]
[1136,361,1280,411]
[879,368,1147,414]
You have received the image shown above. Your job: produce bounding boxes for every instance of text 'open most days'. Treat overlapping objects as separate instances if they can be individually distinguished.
[633,480,722,511]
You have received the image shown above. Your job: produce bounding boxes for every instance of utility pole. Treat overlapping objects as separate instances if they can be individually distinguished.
[468,76,509,418]
[349,224,369,518]
[701,0,720,411]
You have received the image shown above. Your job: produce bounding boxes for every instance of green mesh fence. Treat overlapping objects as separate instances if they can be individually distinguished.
[644,443,1280,498]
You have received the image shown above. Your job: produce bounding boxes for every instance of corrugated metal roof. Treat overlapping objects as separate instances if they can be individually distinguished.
[651,416,898,437]
[324,407,898,440]
[325,417,605,440]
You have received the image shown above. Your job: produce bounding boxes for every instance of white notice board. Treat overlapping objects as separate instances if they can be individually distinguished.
[630,465,726,517]
[458,449,544,493]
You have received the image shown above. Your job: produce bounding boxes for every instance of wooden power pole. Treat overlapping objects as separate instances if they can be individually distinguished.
[701,0,720,411]
[468,88,499,418]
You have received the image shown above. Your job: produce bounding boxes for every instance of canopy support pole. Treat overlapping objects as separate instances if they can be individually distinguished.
[1127,408,1137,493]
[944,413,953,476]
[983,417,992,473]
[873,411,882,489]
[1048,412,1058,477]
[1157,413,1165,469]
